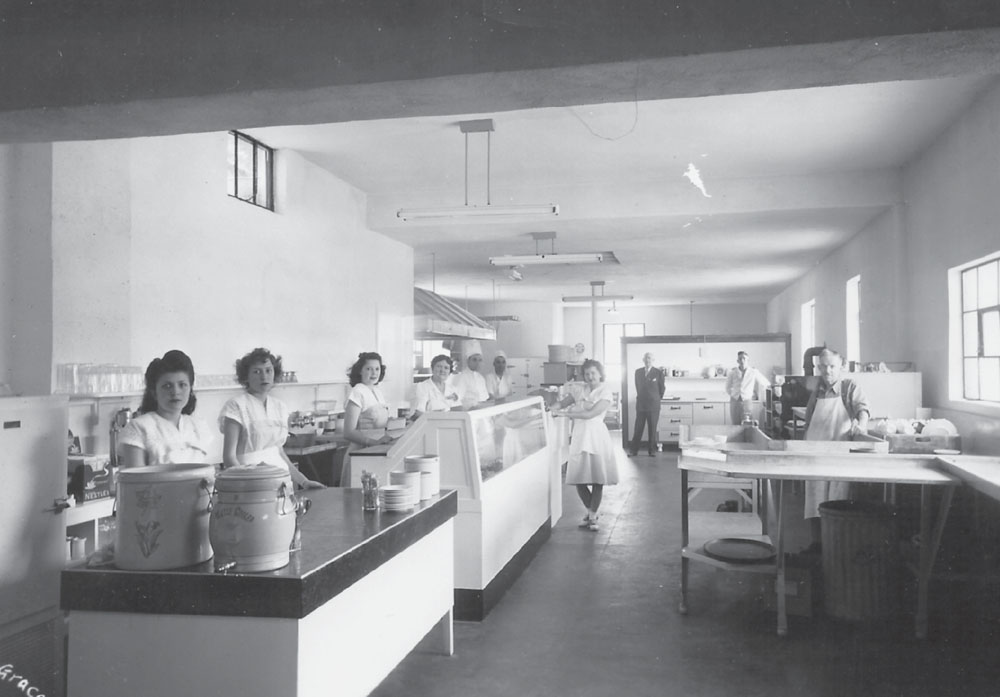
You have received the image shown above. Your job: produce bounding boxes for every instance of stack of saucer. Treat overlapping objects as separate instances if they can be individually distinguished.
[378,484,417,512]
[404,455,440,501]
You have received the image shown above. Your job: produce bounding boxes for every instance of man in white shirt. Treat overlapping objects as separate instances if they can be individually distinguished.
[452,340,490,407]
[725,350,770,424]
[485,350,513,401]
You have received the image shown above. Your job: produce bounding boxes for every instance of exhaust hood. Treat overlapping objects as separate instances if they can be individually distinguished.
[414,287,496,341]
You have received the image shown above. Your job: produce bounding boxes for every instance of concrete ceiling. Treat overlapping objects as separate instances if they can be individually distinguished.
[247,74,996,306]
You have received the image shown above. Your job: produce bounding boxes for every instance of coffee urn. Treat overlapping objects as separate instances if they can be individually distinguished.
[108,407,132,468]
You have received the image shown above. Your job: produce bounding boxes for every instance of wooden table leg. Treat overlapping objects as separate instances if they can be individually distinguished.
[774,478,788,637]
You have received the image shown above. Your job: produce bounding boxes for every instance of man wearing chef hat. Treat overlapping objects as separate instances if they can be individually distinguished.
[486,350,513,402]
[452,340,490,408]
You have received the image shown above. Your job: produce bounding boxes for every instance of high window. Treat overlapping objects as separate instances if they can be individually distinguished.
[959,253,1000,402]
[801,299,816,354]
[227,131,274,210]
[846,275,861,363]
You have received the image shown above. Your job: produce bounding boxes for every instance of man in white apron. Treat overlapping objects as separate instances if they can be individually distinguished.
[803,348,870,542]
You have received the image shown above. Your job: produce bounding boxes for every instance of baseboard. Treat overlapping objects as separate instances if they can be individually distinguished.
[454,518,552,621]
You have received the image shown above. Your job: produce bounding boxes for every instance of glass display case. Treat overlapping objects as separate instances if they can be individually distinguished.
[474,401,547,482]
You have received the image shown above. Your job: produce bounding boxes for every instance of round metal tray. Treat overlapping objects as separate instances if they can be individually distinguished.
[702,537,776,564]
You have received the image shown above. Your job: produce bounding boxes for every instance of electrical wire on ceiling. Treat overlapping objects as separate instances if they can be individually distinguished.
[567,63,640,141]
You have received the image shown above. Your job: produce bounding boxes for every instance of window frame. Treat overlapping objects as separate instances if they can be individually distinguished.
[228,130,274,211]
[846,275,861,363]
[959,255,1000,403]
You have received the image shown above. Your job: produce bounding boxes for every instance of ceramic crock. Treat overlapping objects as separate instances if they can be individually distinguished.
[115,463,215,570]
[209,464,297,572]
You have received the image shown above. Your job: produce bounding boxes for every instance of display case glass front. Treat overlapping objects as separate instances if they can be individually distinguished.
[473,401,547,481]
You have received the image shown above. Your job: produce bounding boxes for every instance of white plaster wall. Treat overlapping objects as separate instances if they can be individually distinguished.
[465,300,563,359]
[563,303,767,362]
[46,133,413,408]
[765,204,909,371]
[0,143,54,394]
[902,81,1000,411]
[51,140,132,367]
[765,80,1000,453]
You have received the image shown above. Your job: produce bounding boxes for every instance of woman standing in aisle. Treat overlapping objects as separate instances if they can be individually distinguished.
[553,358,620,531]
[218,347,324,490]
[342,352,394,486]
[118,349,214,467]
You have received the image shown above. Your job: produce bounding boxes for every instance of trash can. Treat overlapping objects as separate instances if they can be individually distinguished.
[819,500,899,621]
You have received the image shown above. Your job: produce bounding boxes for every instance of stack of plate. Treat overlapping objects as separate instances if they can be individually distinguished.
[404,455,440,501]
[378,484,418,512]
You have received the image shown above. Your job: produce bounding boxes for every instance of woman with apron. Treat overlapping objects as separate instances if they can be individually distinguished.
[219,347,324,490]
[342,352,394,486]
[803,348,870,542]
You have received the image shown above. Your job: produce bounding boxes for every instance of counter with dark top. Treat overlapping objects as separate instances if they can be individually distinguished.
[63,488,458,697]
[62,488,456,618]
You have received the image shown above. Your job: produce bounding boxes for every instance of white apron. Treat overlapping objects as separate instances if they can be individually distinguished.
[803,392,853,518]
[343,401,390,487]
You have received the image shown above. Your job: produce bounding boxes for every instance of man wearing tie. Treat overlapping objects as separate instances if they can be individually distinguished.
[725,350,770,425]
[630,352,665,456]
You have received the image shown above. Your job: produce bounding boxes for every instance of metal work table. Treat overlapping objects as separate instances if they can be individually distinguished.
[679,441,961,638]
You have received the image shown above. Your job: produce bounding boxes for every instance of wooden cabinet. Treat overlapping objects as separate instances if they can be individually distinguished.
[659,400,730,443]
[692,401,726,425]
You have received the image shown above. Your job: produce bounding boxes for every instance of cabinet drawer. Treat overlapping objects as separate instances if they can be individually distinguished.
[692,402,726,425]
[660,403,692,419]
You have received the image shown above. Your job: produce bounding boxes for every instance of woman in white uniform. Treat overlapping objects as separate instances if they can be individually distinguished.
[342,352,394,486]
[412,354,459,417]
[554,358,621,532]
[119,349,214,467]
[219,347,324,490]
[803,348,870,542]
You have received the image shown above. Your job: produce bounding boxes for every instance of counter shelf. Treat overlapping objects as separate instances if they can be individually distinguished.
[352,396,557,620]
[679,428,958,639]
[62,488,457,697]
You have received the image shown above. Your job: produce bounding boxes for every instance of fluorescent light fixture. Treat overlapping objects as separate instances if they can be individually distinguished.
[480,315,520,322]
[490,252,603,266]
[397,204,559,221]
[562,294,633,302]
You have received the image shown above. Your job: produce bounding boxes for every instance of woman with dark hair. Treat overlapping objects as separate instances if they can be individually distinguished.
[553,358,621,531]
[118,349,214,467]
[342,352,394,485]
[218,347,323,489]
[412,354,459,417]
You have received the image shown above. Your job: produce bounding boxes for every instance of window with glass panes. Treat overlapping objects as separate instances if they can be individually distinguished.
[227,131,273,210]
[961,255,1000,402]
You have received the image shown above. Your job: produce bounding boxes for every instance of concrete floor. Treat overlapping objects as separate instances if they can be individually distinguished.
[371,448,1000,697]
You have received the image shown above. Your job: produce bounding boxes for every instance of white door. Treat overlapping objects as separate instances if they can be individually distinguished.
[0,395,69,629]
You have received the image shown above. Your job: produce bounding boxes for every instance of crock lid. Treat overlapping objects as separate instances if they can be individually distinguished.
[215,464,290,492]
[117,462,215,483]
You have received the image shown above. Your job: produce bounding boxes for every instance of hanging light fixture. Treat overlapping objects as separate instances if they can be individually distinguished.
[397,119,559,221]
[608,301,619,314]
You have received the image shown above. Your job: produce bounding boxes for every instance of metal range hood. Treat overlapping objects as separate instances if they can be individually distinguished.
[414,287,496,341]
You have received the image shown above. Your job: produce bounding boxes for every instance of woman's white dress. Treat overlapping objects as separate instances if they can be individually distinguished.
[343,383,391,485]
[218,391,292,475]
[565,382,620,486]
[118,412,213,466]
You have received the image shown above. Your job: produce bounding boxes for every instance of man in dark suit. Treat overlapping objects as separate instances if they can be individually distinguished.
[630,352,665,455]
